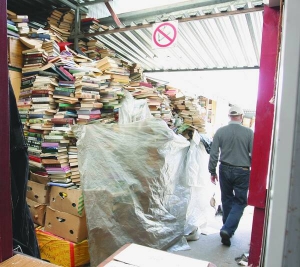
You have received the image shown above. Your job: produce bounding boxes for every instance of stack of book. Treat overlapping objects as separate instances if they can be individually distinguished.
[41,129,72,185]
[73,74,104,125]
[68,146,80,185]
[17,75,36,127]
[85,39,105,60]
[42,40,60,57]
[81,18,101,34]
[53,79,78,106]
[98,48,116,59]
[48,24,70,41]
[47,9,64,28]
[28,75,58,131]
[129,63,143,82]
[17,21,30,35]
[77,40,88,54]
[59,10,75,32]
[26,73,58,174]
[22,48,48,75]
[171,97,206,133]
[7,10,21,38]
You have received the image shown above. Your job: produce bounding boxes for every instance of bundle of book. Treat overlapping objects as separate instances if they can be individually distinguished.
[7,10,29,38]
[47,8,74,33]
[81,18,102,34]
[129,63,143,82]
[84,39,106,60]
[170,96,207,133]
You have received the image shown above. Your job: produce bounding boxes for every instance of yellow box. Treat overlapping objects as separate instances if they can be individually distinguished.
[36,228,90,267]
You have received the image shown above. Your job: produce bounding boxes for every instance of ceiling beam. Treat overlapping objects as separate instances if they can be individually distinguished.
[98,0,249,25]
[78,0,109,7]
[70,6,263,38]
[144,66,260,72]
[105,1,123,27]
[57,0,88,13]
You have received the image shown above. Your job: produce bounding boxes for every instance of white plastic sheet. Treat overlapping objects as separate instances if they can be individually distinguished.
[184,131,211,235]
[118,91,152,124]
[74,118,190,266]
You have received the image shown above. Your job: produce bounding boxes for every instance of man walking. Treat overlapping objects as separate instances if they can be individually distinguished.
[208,106,254,246]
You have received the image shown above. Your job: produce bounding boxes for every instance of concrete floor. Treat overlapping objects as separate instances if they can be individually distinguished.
[173,206,254,267]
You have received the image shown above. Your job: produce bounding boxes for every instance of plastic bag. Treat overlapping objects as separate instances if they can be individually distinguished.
[118,91,152,124]
[74,118,190,266]
[184,131,211,235]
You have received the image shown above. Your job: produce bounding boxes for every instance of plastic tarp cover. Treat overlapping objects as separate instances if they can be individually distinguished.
[74,118,190,266]
[184,131,211,235]
[118,91,152,124]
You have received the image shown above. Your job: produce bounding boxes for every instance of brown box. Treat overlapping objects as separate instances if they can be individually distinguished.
[44,206,88,243]
[0,254,59,266]
[9,69,22,101]
[36,228,90,267]
[49,186,85,217]
[26,198,47,226]
[27,180,50,204]
[30,171,50,185]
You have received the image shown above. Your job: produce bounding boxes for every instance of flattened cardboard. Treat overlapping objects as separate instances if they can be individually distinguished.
[0,253,59,266]
[9,70,22,101]
[44,206,88,243]
[36,228,90,267]
[50,186,85,217]
[30,171,50,185]
[27,180,50,204]
[26,198,47,226]
[98,244,215,267]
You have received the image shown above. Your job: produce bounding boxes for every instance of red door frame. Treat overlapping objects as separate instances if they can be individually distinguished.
[0,1,280,264]
[248,5,280,266]
[0,0,13,262]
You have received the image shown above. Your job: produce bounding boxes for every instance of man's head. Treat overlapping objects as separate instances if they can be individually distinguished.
[228,106,244,121]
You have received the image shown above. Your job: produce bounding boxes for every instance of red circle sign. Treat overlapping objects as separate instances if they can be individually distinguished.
[153,22,177,48]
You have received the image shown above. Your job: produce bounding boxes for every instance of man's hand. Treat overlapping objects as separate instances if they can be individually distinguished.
[211,174,218,185]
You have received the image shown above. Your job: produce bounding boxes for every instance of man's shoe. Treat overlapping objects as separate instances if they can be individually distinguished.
[220,230,231,246]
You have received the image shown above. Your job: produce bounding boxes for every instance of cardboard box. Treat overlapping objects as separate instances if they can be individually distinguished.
[50,186,85,217]
[0,253,59,266]
[27,180,50,204]
[36,228,90,267]
[44,206,88,243]
[26,198,47,226]
[9,69,22,100]
[7,36,26,69]
[98,243,216,267]
[30,171,50,185]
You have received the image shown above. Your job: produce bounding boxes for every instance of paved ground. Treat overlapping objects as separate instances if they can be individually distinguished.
[173,206,254,267]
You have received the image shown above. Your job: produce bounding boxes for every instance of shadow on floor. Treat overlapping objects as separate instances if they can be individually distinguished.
[173,206,254,267]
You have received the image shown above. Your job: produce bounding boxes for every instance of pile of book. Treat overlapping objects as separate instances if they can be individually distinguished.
[47,9,64,28]
[171,96,207,133]
[78,40,88,53]
[68,145,80,185]
[7,10,29,38]
[81,18,101,34]
[22,48,48,74]
[42,40,60,57]
[129,63,143,82]
[59,10,75,32]
[85,39,105,60]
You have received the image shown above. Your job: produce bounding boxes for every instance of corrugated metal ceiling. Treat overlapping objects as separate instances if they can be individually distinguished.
[90,1,263,71]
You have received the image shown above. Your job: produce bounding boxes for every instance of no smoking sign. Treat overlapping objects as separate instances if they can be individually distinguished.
[152,21,178,49]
